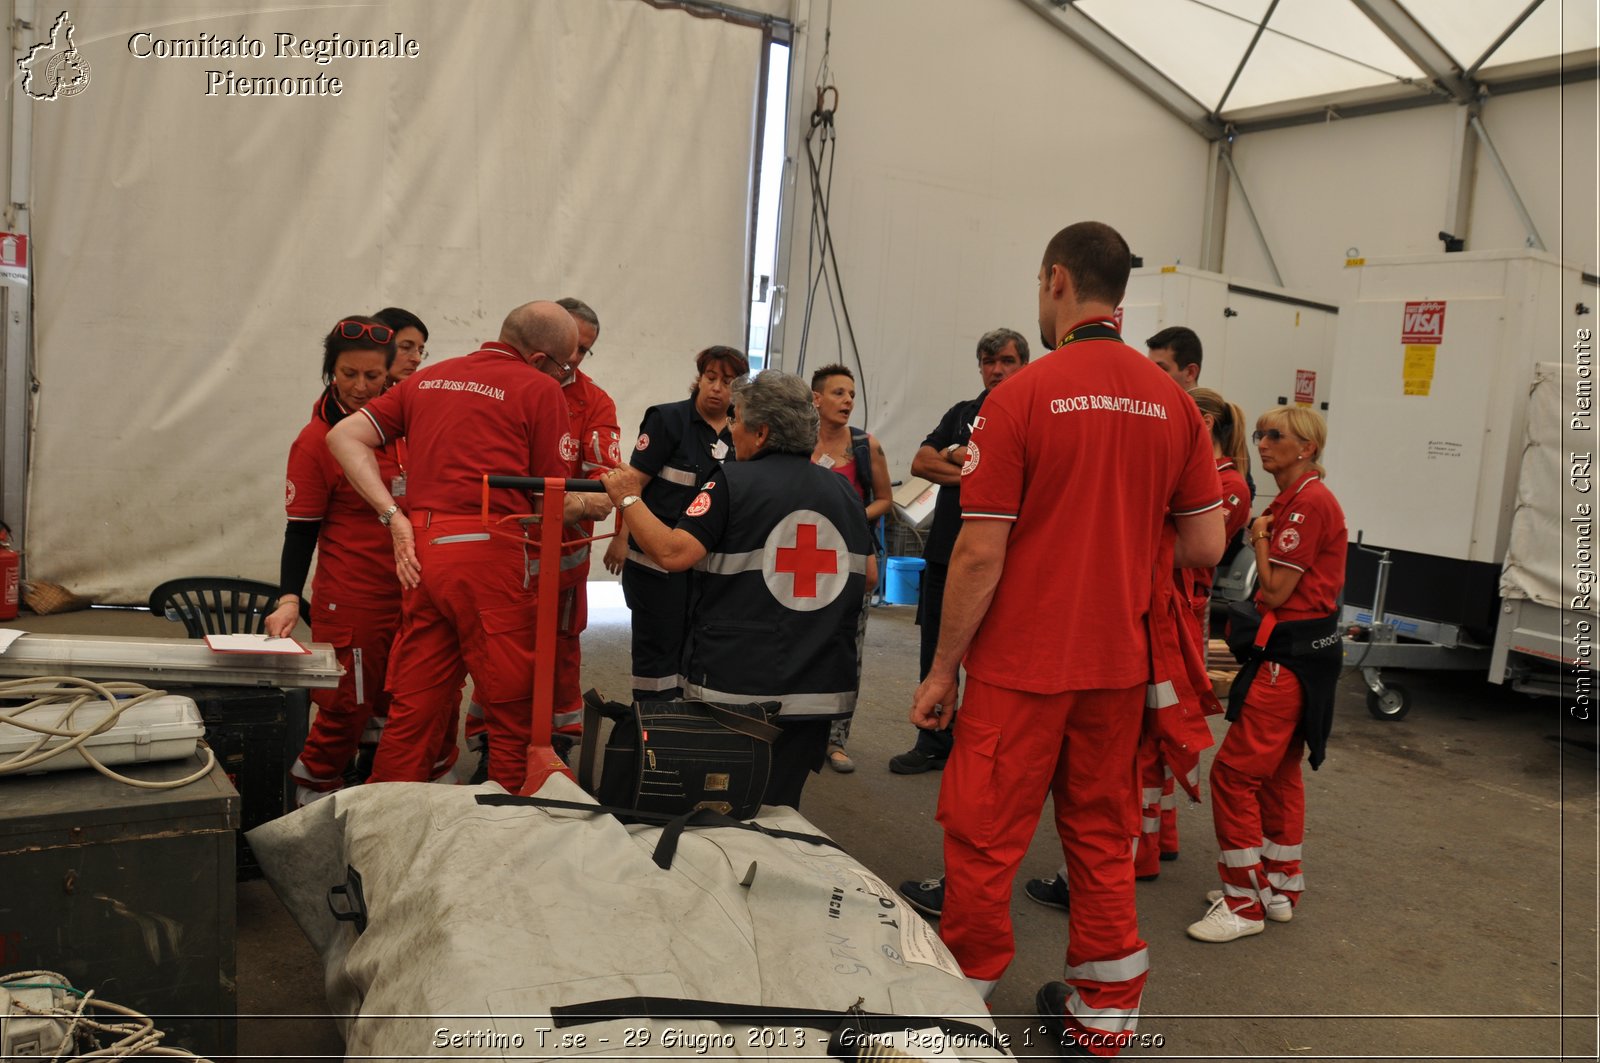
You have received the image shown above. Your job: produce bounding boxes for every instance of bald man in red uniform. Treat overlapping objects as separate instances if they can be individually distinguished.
[910,222,1224,1058]
[328,301,578,793]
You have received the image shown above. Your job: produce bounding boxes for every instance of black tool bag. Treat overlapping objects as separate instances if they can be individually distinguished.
[577,690,781,820]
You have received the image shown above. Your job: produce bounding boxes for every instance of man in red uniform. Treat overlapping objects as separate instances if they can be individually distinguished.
[327,301,577,793]
[465,297,620,769]
[910,222,1225,1057]
[547,298,619,738]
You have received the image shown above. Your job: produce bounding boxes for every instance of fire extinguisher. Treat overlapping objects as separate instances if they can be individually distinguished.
[0,522,19,621]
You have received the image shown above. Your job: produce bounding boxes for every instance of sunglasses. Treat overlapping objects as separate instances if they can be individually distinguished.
[337,320,394,345]
[1251,428,1295,443]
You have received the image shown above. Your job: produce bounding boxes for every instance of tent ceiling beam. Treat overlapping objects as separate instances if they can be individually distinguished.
[1348,0,1475,104]
[1219,50,1596,135]
[1466,0,1545,78]
[1014,0,1225,140]
[1215,0,1280,116]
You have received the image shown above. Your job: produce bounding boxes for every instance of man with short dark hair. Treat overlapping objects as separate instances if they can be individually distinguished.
[888,327,1029,775]
[327,301,579,793]
[910,222,1224,1056]
[1146,325,1202,389]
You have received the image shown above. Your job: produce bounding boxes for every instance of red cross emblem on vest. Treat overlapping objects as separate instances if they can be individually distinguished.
[761,510,851,612]
[775,522,838,598]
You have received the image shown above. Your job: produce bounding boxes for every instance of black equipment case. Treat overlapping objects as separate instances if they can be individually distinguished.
[0,752,238,1058]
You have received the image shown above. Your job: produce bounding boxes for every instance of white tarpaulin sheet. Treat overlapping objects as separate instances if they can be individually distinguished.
[247,777,1007,1061]
[23,0,760,601]
[1502,361,1595,616]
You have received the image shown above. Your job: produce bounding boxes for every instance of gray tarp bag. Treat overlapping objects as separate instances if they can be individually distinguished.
[248,776,1010,1060]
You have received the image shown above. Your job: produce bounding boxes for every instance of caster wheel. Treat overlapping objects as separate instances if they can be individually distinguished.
[1366,683,1411,721]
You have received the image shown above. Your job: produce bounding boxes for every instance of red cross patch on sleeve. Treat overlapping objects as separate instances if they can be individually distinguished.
[636,433,651,452]
[686,491,712,518]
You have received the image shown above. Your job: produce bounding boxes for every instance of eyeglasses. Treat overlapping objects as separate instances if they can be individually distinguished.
[397,342,428,362]
[337,320,394,345]
[1252,428,1295,443]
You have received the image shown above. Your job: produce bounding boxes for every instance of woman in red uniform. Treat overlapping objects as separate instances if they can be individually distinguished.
[1185,387,1254,641]
[1134,386,1256,880]
[1189,406,1346,942]
[266,317,407,807]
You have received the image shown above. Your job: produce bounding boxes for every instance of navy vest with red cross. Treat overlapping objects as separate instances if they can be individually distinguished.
[682,452,873,720]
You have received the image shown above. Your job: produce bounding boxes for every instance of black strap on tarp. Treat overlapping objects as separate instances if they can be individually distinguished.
[473,794,844,869]
[547,995,1002,1051]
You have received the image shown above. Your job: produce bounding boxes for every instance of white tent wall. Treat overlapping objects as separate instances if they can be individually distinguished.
[774,0,1211,474]
[1219,82,1598,297]
[21,0,761,603]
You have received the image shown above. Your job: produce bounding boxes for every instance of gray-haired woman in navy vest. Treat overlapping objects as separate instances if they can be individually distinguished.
[600,370,877,808]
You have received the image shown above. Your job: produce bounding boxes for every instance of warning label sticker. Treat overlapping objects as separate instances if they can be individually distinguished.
[849,869,964,980]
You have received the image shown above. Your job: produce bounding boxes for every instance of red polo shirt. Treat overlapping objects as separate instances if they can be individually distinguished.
[1217,460,1252,542]
[563,368,621,476]
[960,327,1221,693]
[284,408,404,609]
[360,342,571,517]
[1262,470,1346,621]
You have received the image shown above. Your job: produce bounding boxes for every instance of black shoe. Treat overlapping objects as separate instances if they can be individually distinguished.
[898,876,945,918]
[888,748,947,774]
[1136,871,1160,882]
[1024,874,1071,911]
[1160,849,1180,862]
[1034,982,1094,1058]
[468,750,490,785]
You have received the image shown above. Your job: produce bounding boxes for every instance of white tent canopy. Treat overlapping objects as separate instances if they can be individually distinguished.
[0,0,1594,601]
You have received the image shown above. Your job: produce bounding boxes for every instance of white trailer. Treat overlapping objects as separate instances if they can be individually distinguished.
[1489,361,1597,705]
[1325,251,1596,718]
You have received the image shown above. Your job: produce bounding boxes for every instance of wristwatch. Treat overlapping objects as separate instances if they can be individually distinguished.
[619,495,641,512]
[377,503,399,526]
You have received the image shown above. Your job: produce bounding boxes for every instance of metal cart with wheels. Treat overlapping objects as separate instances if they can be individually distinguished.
[1341,536,1490,721]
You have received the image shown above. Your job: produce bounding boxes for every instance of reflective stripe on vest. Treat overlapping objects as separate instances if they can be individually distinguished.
[631,673,683,692]
[683,682,856,718]
[656,464,700,487]
[698,549,869,577]
[627,548,667,573]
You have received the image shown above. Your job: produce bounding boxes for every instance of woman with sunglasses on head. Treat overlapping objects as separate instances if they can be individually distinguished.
[1188,406,1345,944]
[265,316,412,807]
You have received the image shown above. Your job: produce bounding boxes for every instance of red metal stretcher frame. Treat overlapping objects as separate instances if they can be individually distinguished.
[480,474,613,796]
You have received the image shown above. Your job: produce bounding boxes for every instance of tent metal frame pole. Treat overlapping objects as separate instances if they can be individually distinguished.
[1467,0,1546,78]
[1442,103,1479,249]
[1013,0,1223,141]
[1219,148,1283,287]
[1200,140,1230,273]
[1470,113,1547,251]
[3,0,36,556]
[762,0,811,373]
[1348,0,1474,103]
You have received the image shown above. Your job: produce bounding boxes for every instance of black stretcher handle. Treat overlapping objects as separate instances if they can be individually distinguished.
[487,476,605,493]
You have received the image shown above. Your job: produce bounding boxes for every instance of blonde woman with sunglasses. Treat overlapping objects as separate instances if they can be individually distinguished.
[1189,406,1346,943]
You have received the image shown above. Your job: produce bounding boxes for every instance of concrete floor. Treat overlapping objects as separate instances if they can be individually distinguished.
[5,598,1596,1061]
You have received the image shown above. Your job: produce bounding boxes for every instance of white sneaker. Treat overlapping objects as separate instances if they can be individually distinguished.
[1187,896,1266,942]
[1205,888,1293,922]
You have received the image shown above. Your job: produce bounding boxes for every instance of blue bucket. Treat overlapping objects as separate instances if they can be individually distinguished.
[883,556,926,605]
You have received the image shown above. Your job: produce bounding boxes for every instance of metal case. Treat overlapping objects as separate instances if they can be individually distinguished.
[0,753,238,1058]
[1122,264,1341,507]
